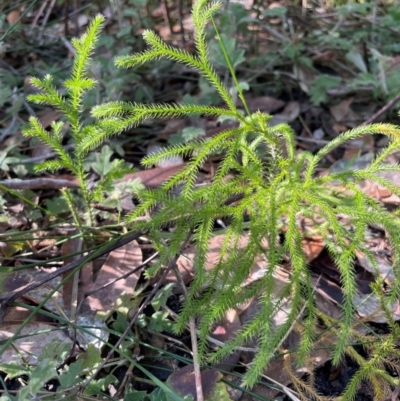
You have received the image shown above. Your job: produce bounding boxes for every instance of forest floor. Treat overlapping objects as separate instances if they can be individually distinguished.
[1,1,400,400]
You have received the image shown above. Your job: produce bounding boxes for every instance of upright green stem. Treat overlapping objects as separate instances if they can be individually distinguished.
[211,16,251,117]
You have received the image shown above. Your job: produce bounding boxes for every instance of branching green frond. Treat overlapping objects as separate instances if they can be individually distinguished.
[23,118,73,168]
[69,15,105,86]
[304,154,320,183]
[77,118,138,154]
[192,217,214,286]
[141,142,202,168]
[146,223,190,278]
[91,101,136,117]
[373,139,400,166]
[27,76,69,115]
[49,121,65,144]
[93,101,235,119]
[110,3,400,391]
[301,192,348,241]
[268,123,296,161]
[115,21,237,113]
[125,199,157,224]
[315,123,400,163]
[124,30,202,69]
[193,0,221,36]
[64,77,97,91]
[330,193,364,364]
[24,14,107,227]
[157,131,238,194]
[207,289,268,360]
[192,0,210,16]
[351,169,400,196]
[115,50,165,68]
[34,160,64,173]
[202,63,238,112]
[66,15,105,144]
[23,116,52,142]
[73,125,102,156]
[212,144,239,184]
[142,32,234,116]
[322,162,400,183]
[297,287,316,365]
[193,2,222,62]
[244,300,299,387]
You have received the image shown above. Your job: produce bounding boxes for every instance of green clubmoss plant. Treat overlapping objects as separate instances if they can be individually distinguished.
[23,15,133,229]
[23,0,400,395]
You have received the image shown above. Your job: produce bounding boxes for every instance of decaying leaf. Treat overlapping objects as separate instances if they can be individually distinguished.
[166,364,230,401]
[330,98,360,127]
[241,96,285,113]
[82,239,142,313]
[0,322,74,365]
[122,165,186,188]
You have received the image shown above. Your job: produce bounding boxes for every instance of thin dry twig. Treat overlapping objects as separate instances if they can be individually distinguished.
[38,0,57,42]
[161,0,174,34]
[361,92,400,126]
[178,0,185,44]
[31,0,49,27]
[379,381,400,401]
[173,264,204,401]
[0,178,79,190]
[6,145,74,165]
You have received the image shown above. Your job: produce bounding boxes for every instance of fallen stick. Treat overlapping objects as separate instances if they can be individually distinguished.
[361,92,400,126]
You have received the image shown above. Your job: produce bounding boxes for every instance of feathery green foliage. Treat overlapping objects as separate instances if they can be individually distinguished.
[95,1,400,389]
[24,1,400,396]
[23,15,134,227]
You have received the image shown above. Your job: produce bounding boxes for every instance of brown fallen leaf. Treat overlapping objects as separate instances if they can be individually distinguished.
[356,249,395,284]
[294,64,316,94]
[6,9,21,25]
[329,98,361,128]
[81,239,143,313]
[158,118,187,139]
[354,292,400,323]
[314,291,343,321]
[240,96,285,113]
[156,233,259,289]
[121,165,186,188]
[312,50,336,62]
[37,109,63,129]
[273,101,301,123]
[211,309,242,370]
[341,136,374,161]
[359,170,400,205]
[166,364,230,401]
[0,258,66,318]
[0,322,74,365]
[3,305,53,324]
[311,247,400,324]
[302,236,325,263]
